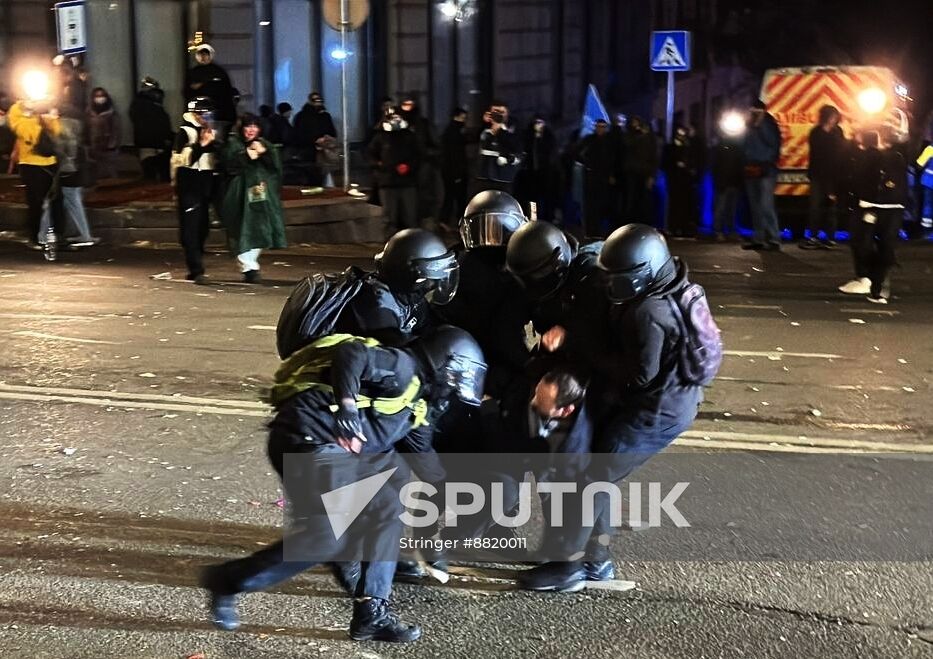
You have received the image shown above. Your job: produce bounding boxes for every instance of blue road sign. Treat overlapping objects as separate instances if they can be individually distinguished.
[650,31,690,72]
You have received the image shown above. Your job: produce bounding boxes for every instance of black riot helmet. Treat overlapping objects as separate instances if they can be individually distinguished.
[597,224,672,303]
[459,190,528,249]
[415,325,487,406]
[505,221,574,299]
[375,229,460,305]
[187,96,215,116]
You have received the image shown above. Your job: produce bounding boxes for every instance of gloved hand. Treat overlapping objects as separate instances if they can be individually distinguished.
[335,402,364,440]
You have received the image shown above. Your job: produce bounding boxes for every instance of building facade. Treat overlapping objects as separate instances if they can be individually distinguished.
[1,0,755,144]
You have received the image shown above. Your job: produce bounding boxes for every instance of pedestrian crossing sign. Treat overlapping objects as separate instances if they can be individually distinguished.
[651,31,690,72]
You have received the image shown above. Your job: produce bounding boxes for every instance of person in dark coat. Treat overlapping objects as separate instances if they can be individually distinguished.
[578,119,618,237]
[439,108,469,227]
[265,102,293,147]
[802,105,846,249]
[185,44,237,131]
[293,92,337,157]
[129,77,173,181]
[662,125,699,237]
[711,133,745,240]
[368,110,422,230]
[516,115,560,222]
[518,225,704,593]
[400,94,441,223]
[622,116,659,223]
[477,101,522,193]
[838,129,908,304]
[87,87,121,179]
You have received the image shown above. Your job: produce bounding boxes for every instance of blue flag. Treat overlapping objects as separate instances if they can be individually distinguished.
[580,84,610,137]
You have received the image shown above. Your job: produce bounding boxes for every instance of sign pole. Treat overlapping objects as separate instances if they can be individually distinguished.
[666,70,675,143]
[339,0,350,191]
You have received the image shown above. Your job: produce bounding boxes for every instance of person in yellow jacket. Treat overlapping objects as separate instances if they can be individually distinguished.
[7,100,61,248]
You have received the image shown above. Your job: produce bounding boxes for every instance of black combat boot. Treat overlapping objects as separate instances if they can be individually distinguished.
[349,598,422,643]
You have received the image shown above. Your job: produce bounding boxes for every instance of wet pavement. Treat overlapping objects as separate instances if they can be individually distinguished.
[0,238,930,658]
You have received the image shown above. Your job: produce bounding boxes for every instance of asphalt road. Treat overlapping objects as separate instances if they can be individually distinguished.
[0,237,930,658]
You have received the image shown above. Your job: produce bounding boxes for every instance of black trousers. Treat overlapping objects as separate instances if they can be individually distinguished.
[211,431,404,601]
[850,206,900,295]
[19,164,57,243]
[583,176,613,238]
[440,175,468,225]
[175,169,214,277]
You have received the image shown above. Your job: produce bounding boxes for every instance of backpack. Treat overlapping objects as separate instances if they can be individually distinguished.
[275,266,365,359]
[666,283,722,386]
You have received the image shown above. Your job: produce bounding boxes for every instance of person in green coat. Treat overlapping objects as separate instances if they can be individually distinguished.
[221,114,287,283]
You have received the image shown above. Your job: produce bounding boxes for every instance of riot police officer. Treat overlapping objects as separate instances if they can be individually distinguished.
[333,228,459,345]
[200,326,486,643]
[518,224,709,592]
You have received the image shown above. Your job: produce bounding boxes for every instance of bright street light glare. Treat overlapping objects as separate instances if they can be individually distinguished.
[22,70,50,102]
[857,87,887,115]
[330,47,349,61]
[719,111,746,137]
[439,1,459,19]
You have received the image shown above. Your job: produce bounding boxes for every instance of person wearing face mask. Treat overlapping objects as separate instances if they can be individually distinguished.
[172,97,219,283]
[293,92,338,183]
[662,125,699,237]
[516,115,559,223]
[368,109,422,230]
[399,95,440,224]
[742,99,783,251]
[220,114,286,283]
[439,108,469,228]
[87,87,121,179]
[622,116,659,224]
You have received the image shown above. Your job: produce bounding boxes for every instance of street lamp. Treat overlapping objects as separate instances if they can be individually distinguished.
[438,0,477,23]
[719,110,746,138]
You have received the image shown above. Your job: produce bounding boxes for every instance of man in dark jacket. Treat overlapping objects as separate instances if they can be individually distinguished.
[129,77,173,181]
[265,102,293,147]
[440,108,469,227]
[368,110,422,230]
[477,101,522,193]
[662,125,700,237]
[516,224,704,593]
[711,132,745,240]
[622,116,660,223]
[517,116,560,222]
[184,45,236,132]
[802,105,845,249]
[742,99,783,251]
[578,119,618,237]
[200,328,486,643]
[839,129,908,304]
[293,92,337,159]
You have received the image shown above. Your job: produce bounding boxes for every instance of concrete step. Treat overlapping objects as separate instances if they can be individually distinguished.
[0,198,389,245]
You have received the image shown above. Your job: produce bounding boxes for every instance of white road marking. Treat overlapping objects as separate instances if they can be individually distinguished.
[0,313,101,322]
[247,325,277,331]
[4,383,931,455]
[714,376,902,393]
[678,430,933,454]
[721,304,783,311]
[70,274,125,280]
[822,421,912,432]
[10,331,118,345]
[724,350,844,360]
[839,308,899,316]
[0,383,268,410]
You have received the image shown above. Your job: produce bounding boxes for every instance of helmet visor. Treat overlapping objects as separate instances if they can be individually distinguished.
[412,251,460,305]
[602,263,651,303]
[446,355,487,406]
[460,212,523,249]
